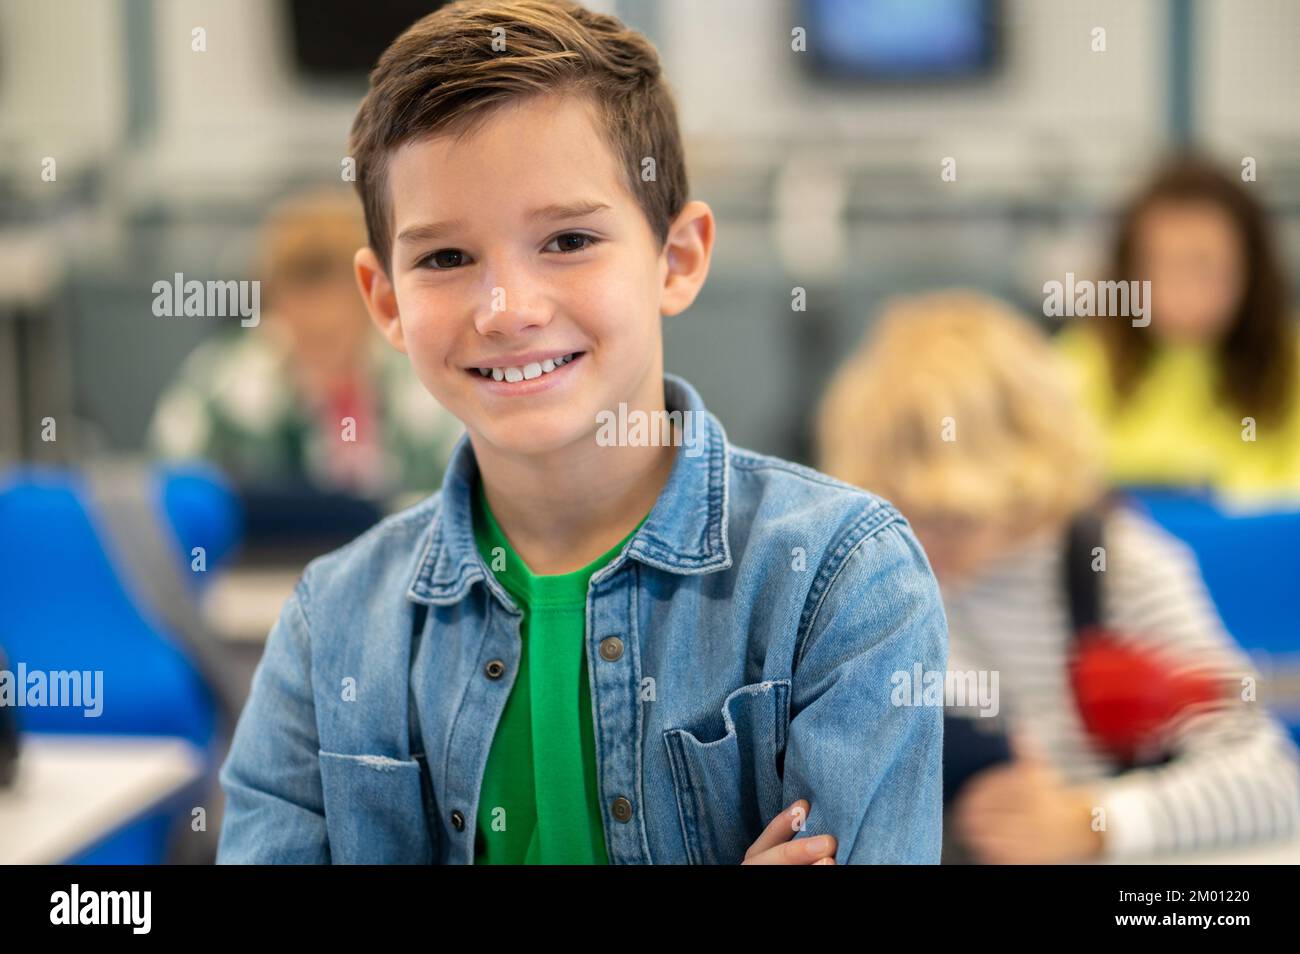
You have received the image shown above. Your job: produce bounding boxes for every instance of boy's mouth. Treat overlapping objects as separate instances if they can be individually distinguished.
[467,351,586,390]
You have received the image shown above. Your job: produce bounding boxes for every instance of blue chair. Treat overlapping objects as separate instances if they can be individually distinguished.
[0,463,242,862]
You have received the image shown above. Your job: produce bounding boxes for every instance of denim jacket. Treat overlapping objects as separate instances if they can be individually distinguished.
[216,374,948,864]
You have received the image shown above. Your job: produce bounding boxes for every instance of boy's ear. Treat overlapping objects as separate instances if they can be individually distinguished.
[354,246,405,352]
[659,200,715,318]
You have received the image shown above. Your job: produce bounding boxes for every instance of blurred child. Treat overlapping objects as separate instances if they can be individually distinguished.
[149,187,463,502]
[1057,157,1300,503]
[818,290,1300,862]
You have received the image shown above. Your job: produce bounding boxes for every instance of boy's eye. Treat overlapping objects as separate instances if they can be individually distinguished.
[546,232,600,253]
[417,233,598,270]
[422,249,467,270]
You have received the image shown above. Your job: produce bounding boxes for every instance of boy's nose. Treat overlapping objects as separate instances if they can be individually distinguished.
[473,254,559,335]
[472,257,554,336]
[473,290,554,337]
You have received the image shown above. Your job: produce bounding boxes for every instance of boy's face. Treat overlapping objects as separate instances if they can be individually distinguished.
[356,92,711,459]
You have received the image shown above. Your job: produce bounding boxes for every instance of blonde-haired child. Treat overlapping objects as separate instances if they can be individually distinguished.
[817,290,1300,862]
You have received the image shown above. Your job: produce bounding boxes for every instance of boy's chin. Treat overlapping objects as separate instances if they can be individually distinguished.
[476,417,598,459]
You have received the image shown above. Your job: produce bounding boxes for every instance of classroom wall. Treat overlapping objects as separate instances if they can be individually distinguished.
[2,0,1299,460]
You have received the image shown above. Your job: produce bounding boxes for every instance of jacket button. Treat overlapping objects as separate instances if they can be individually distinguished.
[484,659,506,679]
[599,636,624,662]
[611,796,633,822]
[451,810,465,831]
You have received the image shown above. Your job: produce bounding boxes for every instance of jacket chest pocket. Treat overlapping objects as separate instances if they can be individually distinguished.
[662,679,790,864]
[319,751,436,864]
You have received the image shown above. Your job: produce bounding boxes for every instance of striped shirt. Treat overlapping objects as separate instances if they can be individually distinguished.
[941,505,1300,859]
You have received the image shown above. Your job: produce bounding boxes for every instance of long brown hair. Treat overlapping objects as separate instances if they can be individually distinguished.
[1100,157,1295,427]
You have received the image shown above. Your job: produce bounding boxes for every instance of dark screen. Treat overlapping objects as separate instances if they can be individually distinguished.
[286,0,452,78]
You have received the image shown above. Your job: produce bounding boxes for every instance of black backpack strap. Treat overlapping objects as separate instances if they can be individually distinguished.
[1063,508,1106,642]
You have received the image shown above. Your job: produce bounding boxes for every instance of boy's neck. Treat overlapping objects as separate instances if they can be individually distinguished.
[471,414,680,577]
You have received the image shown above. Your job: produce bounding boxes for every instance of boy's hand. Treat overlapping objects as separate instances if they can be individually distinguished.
[741,799,837,865]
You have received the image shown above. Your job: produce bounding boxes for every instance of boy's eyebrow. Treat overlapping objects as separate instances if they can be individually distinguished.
[396,201,612,246]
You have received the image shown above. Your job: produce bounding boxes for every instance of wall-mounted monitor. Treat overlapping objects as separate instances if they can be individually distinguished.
[285,0,452,79]
[798,0,1001,83]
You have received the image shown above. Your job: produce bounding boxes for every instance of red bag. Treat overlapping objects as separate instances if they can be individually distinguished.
[1067,626,1224,764]
[1064,511,1229,766]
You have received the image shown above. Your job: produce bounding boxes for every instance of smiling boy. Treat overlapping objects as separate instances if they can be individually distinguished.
[217,0,947,865]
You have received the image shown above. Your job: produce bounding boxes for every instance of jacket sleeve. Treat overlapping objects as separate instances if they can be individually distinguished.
[782,514,949,863]
[216,578,330,863]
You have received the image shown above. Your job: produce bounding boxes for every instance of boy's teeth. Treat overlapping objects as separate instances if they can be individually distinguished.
[480,353,577,381]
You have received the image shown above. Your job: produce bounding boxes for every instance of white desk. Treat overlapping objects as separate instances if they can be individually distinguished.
[1112,835,1300,865]
[0,734,205,864]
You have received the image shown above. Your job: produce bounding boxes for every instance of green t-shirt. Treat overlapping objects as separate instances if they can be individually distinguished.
[471,479,647,864]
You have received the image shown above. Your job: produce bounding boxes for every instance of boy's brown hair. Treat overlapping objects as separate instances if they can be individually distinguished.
[349,0,689,274]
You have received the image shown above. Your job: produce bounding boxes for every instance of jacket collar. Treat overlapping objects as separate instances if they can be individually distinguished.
[406,373,732,606]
